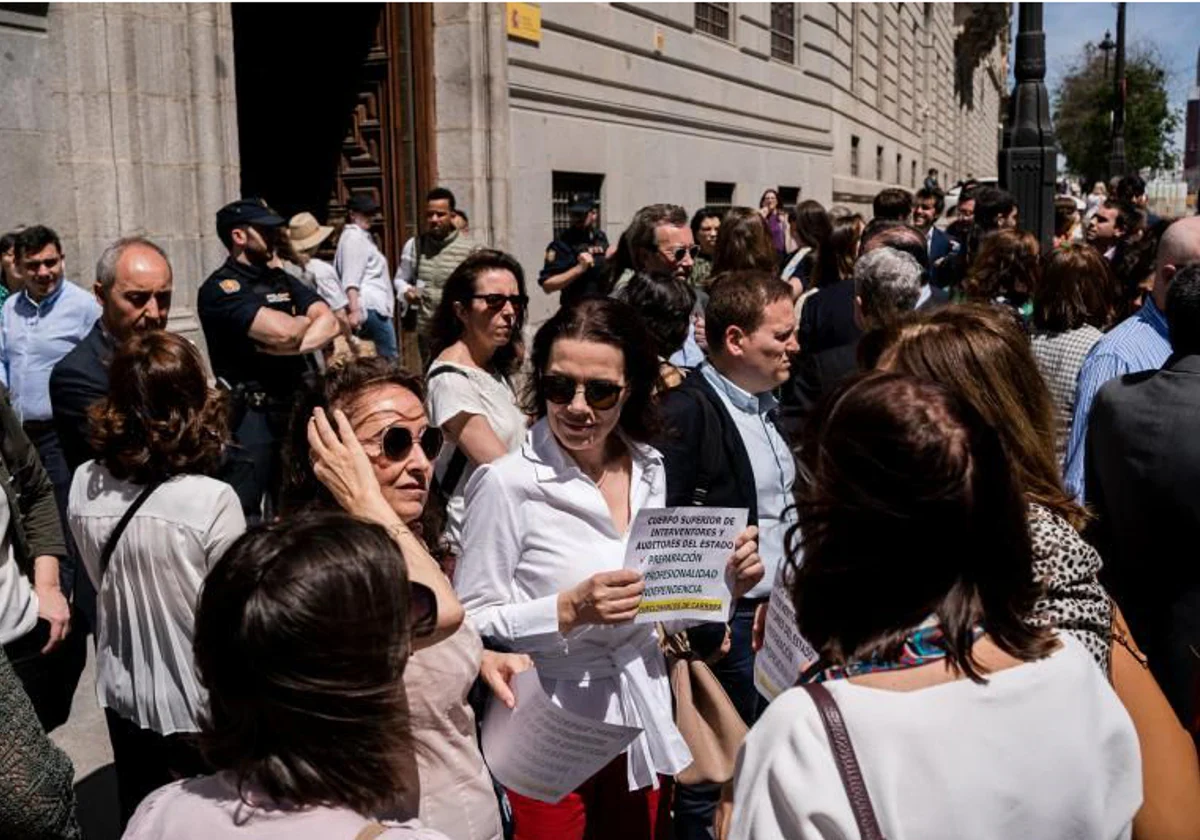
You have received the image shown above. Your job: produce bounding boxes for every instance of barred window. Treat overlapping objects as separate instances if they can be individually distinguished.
[770,4,795,63]
[911,160,918,188]
[850,136,860,178]
[778,186,801,210]
[876,146,884,181]
[551,171,604,239]
[896,153,902,184]
[705,181,736,213]
[695,3,730,39]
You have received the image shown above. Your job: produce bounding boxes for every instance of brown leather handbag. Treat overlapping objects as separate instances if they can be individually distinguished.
[660,628,749,786]
[801,682,888,840]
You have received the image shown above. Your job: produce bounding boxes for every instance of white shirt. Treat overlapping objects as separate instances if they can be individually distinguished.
[425,362,526,552]
[68,462,247,734]
[393,237,419,315]
[456,419,692,791]
[0,489,37,645]
[305,257,348,311]
[334,223,393,318]
[730,634,1141,840]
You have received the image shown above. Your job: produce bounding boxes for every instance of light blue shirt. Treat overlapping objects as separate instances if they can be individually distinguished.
[700,362,798,599]
[1063,298,1171,501]
[669,321,705,369]
[0,281,101,422]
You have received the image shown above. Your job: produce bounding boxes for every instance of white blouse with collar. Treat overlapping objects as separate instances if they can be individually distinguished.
[456,418,692,791]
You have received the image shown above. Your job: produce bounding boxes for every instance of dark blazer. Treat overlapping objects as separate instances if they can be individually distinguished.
[779,342,858,441]
[656,369,758,524]
[799,280,862,357]
[1085,353,1200,727]
[928,228,961,289]
[49,322,112,475]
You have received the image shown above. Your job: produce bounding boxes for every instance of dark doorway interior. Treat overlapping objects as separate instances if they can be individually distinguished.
[232,3,382,222]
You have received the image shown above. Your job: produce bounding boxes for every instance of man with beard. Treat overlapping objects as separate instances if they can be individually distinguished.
[198,199,337,519]
[539,195,612,310]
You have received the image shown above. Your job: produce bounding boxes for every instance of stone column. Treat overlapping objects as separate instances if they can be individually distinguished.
[0,3,240,350]
[432,3,511,251]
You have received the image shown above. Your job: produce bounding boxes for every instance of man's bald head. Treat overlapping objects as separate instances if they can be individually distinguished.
[1154,217,1200,311]
[95,236,174,340]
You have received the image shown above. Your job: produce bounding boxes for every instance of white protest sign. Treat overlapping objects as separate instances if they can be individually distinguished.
[754,575,819,702]
[480,667,641,804]
[623,506,749,624]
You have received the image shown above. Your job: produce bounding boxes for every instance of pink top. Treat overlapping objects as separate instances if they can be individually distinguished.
[123,774,450,840]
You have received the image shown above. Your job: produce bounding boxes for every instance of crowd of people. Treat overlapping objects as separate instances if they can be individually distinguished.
[0,169,1199,840]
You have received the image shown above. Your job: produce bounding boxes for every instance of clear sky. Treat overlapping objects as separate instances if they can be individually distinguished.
[1026,3,1199,166]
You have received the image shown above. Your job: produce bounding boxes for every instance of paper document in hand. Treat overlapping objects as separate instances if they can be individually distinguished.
[624,506,749,623]
[754,575,818,702]
[480,667,641,804]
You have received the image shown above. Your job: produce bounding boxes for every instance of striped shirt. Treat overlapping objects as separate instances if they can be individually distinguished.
[1063,299,1170,501]
[1031,325,1103,469]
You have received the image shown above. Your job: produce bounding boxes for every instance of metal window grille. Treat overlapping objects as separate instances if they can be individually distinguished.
[705,181,736,213]
[770,4,795,63]
[695,3,731,39]
[851,136,860,178]
[551,172,604,240]
[778,186,801,210]
[896,154,902,184]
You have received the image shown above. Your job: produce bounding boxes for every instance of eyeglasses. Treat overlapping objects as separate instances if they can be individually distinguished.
[361,425,443,462]
[409,581,438,638]
[659,245,700,263]
[22,256,60,271]
[542,373,624,410]
[471,293,528,311]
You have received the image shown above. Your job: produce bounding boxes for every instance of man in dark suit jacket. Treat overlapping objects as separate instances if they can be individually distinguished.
[913,186,961,288]
[655,270,798,840]
[1086,261,1200,730]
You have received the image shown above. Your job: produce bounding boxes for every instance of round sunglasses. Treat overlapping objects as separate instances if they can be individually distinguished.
[362,425,444,462]
[659,245,700,263]
[541,373,624,410]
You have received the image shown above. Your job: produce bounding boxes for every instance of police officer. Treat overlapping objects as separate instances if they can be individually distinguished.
[198,199,338,520]
[538,195,613,310]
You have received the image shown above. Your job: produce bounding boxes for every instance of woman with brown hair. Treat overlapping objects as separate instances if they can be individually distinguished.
[730,372,1140,839]
[67,331,246,826]
[960,228,1040,322]
[797,213,865,356]
[712,207,779,276]
[780,200,831,290]
[875,305,1200,839]
[1031,243,1119,466]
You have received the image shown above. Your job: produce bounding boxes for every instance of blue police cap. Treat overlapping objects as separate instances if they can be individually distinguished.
[215,198,286,236]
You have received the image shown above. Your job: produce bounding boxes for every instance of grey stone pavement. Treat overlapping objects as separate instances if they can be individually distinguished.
[50,643,121,840]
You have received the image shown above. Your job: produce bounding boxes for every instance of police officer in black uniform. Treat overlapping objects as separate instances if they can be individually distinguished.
[538,195,613,310]
[198,199,338,520]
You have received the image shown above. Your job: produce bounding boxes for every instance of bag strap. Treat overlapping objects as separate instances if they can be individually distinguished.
[353,823,388,840]
[800,683,887,840]
[99,481,163,577]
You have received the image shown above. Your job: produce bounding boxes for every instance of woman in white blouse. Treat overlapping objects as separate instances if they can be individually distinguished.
[425,250,529,559]
[457,297,763,840]
[67,331,246,827]
[727,372,1141,840]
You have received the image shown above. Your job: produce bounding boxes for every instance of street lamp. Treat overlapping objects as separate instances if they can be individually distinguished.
[1110,3,1127,178]
[1098,29,1115,80]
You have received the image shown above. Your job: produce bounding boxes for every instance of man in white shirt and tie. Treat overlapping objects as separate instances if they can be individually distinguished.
[334,194,396,358]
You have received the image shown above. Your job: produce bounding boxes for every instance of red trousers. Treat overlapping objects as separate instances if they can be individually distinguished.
[507,754,673,840]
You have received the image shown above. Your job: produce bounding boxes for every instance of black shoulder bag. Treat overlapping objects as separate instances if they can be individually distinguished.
[99,482,163,577]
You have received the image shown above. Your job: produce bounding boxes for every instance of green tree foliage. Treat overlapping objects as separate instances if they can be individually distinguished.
[1053,43,1180,183]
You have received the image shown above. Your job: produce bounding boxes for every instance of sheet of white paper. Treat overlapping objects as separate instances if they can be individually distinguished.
[623,506,749,624]
[754,575,819,702]
[480,667,642,804]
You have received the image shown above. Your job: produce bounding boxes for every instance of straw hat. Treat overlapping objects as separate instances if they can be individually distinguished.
[288,212,334,252]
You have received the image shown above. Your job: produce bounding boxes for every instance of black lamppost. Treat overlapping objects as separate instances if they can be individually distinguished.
[1000,3,1057,251]
[1098,29,1115,80]
[1109,3,1128,178]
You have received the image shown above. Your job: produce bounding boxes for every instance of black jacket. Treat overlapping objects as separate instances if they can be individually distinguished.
[50,322,112,474]
[1085,353,1200,727]
[799,280,862,357]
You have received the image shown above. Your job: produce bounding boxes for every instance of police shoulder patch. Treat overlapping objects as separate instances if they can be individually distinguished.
[219,278,240,294]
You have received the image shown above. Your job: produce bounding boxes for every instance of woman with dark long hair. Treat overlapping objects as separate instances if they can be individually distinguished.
[123,514,450,839]
[712,207,779,276]
[68,331,246,825]
[797,213,865,356]
[758,189,788,260]
[729,372,1140,839]
[781,200,830,290]
[426,249,529,553]
[960,228,1040,322]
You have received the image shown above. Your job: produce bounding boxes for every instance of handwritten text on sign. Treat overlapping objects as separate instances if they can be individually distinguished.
[625,506,748,623]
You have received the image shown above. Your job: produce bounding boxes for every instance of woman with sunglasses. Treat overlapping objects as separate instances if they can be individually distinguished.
[123,514,451,840]
[426,250,530,558]
[289,357,527,840]
[66,331,246,826]
[456,297,763,840]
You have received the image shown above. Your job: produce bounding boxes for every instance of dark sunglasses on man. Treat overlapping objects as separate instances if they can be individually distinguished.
[470,293,528,311]
[541,373,624,410]
[659,245,700,263]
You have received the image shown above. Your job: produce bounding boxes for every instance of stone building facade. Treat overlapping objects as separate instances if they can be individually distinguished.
[0,2,1008,333]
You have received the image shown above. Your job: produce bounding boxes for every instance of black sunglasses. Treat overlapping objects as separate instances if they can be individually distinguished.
[660,245,700,263]
[366,425,443,462]
[409,581,438,639]
[542,373,624,410]
[471,293,528,311]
